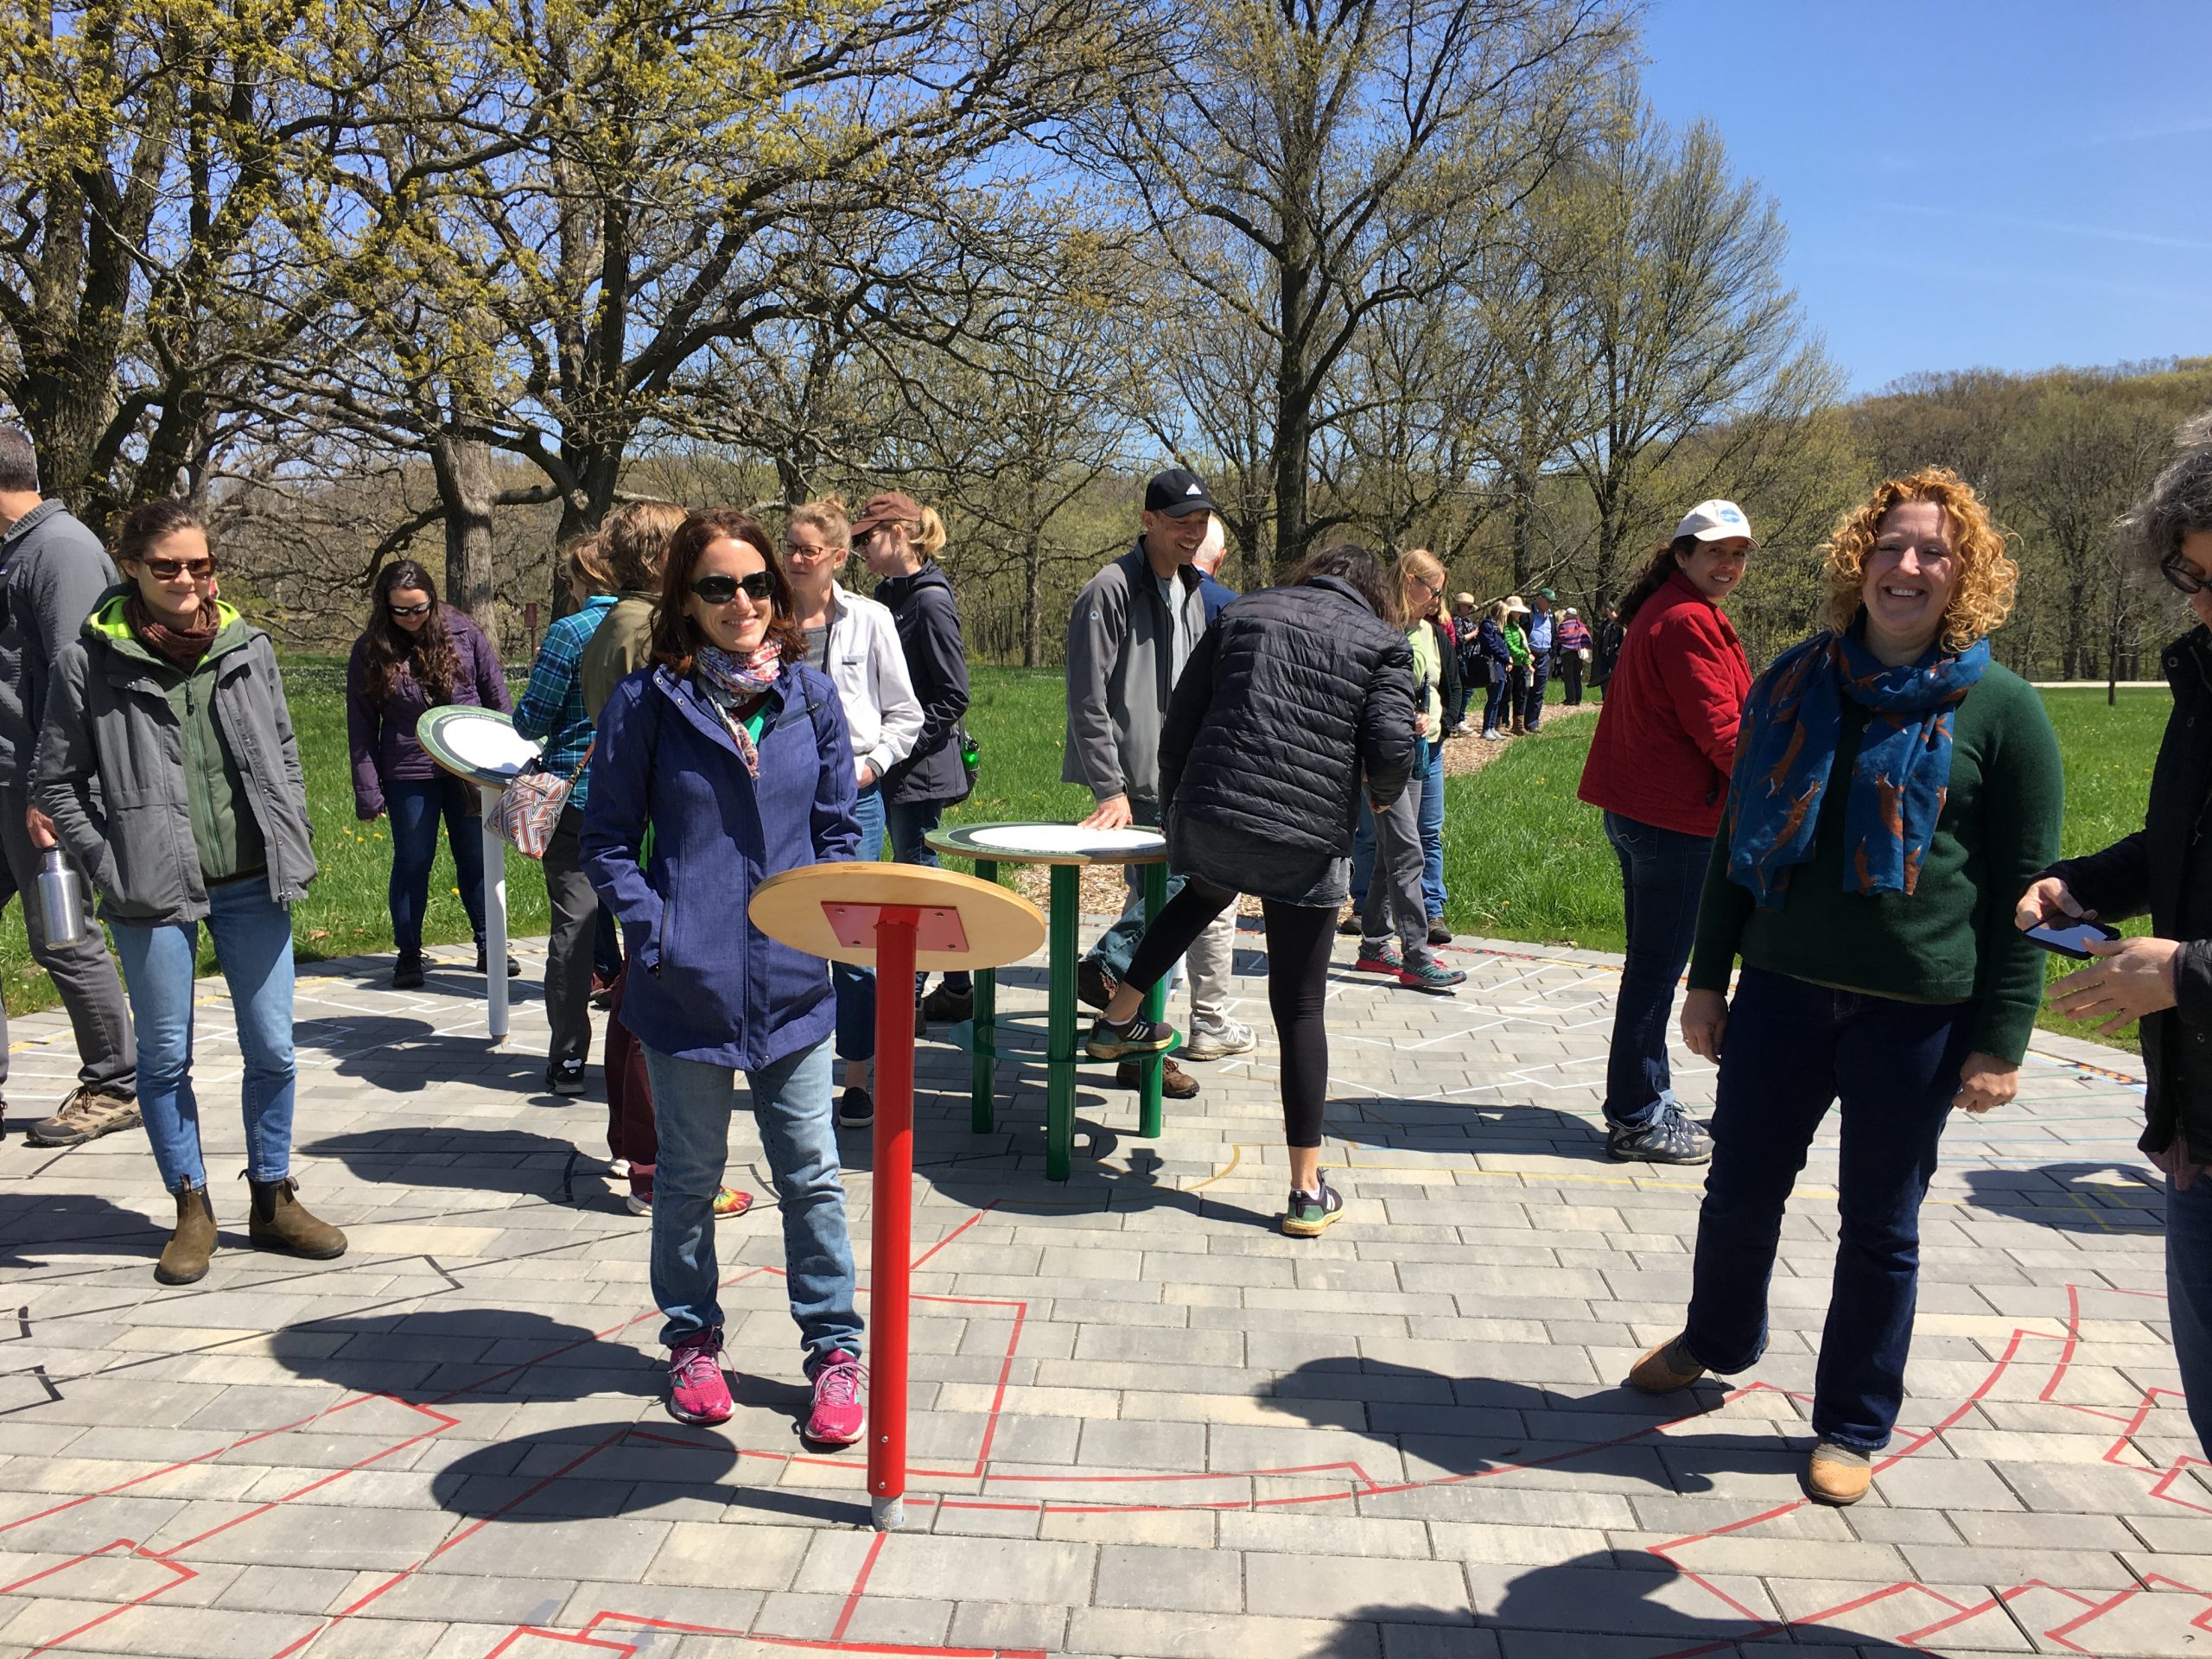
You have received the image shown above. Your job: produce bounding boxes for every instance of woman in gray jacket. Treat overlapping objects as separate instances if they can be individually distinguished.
[35,501,344,1286]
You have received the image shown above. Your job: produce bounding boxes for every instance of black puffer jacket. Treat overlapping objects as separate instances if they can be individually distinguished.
[1158,576,1417,854]
[874,561,971,805]
[2047,626,2212,1163]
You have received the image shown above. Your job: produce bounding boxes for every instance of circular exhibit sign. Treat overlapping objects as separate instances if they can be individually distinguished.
[416,706,541,785]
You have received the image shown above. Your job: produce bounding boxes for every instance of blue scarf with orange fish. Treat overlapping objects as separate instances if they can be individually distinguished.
[1725,626,1987,909]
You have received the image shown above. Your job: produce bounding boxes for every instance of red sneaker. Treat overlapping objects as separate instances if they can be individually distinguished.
[668,1332,733,1426]
[804,1351,867,1446]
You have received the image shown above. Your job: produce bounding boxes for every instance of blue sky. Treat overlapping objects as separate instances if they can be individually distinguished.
[1637,0,2212,396]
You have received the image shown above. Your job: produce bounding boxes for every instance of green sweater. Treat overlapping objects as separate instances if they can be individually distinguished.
[1687,662,2062,1062]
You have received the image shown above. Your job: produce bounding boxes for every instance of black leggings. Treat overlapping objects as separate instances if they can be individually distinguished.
[1124,877,1337,1149]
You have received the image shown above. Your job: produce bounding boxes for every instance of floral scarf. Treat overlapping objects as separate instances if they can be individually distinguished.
[1725,626,1989,909]
[693,641,783,778]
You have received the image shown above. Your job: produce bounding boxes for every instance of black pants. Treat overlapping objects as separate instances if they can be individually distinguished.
[1560,653,1585,705]
[1124,876,1337,1148]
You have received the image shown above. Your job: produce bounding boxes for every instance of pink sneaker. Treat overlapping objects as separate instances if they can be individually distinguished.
[804,1351,866,1445]
[668,1332,733,1425]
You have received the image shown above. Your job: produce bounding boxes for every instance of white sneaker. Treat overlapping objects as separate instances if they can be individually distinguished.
[1184,1017,1257,1061]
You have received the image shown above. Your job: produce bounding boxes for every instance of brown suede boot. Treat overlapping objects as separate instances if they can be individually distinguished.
[246,1176,347,1261]
[156,1180,218,1285]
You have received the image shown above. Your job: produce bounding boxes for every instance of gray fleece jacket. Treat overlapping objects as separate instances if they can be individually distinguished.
[1062,542,1207,810]
[0,500,118,783]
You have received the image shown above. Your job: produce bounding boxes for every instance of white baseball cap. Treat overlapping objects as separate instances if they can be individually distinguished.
[1674,499,1757,545]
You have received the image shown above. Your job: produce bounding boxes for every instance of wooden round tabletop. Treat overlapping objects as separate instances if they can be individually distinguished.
[925,820,1169,868]
[749,862,1045,971]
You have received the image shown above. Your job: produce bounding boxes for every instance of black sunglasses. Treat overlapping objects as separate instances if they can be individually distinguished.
[2165,554,2209,597]
[388,599,432,617]
[691,570,776,605]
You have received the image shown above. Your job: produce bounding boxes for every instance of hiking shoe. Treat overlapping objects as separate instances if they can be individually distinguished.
[547,1059,587,1096]
[1354,941,1404,975]
[1606,1109,1713,1166]
[836,1086,874,1130]
[1427,919,1453,945]
[1626,1333,1707,1393]
[391,952,426,989]
[668,1331,734,1425]
[805,1351,867,1445]
[1281,1179,1345,1238]
[1337,911,1363,936]
[1806,1441,1874,1505]
[1086,1014,1178,1060]
[1116,1058,1198,1097]
[920,983,972,1025]
[1184,1016,1257,1061]
[27,1086,141,1148]
[1395,954,1465,994]
[1076,959,1118,1011]
[474,946,522,977]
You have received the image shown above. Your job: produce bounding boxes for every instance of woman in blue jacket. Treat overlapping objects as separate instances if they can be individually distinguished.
[581,507,866,1444]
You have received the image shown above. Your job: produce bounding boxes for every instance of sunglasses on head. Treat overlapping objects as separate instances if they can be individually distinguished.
[691,570,776,605]
[143,556,216,581]
[388,599,432,617]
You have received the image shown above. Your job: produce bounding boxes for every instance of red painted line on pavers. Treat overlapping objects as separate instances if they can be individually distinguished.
[831,1533,889,1640]
[578,1609,1044,1658]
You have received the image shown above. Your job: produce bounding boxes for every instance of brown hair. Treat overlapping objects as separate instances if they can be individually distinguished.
[650,508,805,674]
[564,531,613,594]
[359,560,461,706]
[602,499,687,593]
[1618,537,1700,626]
[1821,467,2017,651]
[112,499,209,569]
[1290,542,1400,629]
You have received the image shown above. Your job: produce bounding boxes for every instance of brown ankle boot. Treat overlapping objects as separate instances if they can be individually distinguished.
[246,1176,347,1260]
[156,1180,217,1285]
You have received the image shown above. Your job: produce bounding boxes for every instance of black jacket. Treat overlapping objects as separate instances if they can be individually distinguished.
[1426,617,1462,723]
[2048,626,2212,1162]
[1158,576,1417,856]
[874,561,970,804]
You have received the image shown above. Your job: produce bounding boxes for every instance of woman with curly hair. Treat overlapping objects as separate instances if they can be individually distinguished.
[2018,414,2212,1454]
[346,560,512,988]
[1626,468,2063,1508]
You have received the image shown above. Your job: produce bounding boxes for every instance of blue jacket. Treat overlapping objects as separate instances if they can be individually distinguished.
[581,661,859,1071]
[1198,573,1237,626]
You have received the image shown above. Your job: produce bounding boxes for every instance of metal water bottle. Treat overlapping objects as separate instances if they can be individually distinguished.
[37,848,86,946]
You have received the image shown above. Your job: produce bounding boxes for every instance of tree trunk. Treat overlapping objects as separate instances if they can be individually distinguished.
[1021,528,1044,670]
[432,430,499,657]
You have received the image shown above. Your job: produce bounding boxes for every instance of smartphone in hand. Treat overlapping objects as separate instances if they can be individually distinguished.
[2025,916,2121,959]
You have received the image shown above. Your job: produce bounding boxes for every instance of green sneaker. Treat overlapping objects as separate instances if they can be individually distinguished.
[1281,1178,1345,1238]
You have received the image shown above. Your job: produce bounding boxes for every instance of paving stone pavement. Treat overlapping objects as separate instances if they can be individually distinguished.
[0,922,2190,1657]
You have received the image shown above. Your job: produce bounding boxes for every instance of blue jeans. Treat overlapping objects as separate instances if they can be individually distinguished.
[833,786,886,1062]
[886,798,969,995]
[1602,810,1713,1128]
[2170,1173,2212,1459]
[642,1034,861,1369]
[1084,798,1187,982]
[387,776,486,956]
[1481,675,1510,734]
[1684,968,1975,1452]
[1417,740,1446,920]
[111,879,298,1194]
[1524,649,1553,728]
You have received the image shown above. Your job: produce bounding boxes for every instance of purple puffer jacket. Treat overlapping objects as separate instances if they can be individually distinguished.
[346,607,511,817]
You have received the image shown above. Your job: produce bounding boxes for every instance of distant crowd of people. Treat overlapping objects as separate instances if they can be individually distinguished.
[6,408,2212,1510]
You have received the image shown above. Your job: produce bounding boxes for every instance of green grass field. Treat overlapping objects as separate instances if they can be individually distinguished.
[0,663,2175,1053]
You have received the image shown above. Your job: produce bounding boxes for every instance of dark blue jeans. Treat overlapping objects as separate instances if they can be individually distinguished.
[1602,810,1713,1128]
[1523,649,1553,728]
[386,776,486,957]
[1481,674,1510,735]
[2169,1173,2212,1459]
[1685,967,1975,1452]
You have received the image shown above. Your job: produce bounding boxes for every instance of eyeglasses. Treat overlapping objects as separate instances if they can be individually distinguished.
[785,542,844,561]
[2165,554,2209,596]
[691,570,776,606]
[388,599,432,617]
[144,556,216,581]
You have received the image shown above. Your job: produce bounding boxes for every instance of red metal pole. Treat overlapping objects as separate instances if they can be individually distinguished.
[868,906,919,1530]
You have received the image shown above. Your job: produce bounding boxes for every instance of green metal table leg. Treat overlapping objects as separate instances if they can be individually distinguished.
[969,859,998,1135]
[1139,861,1168,1138]
[1046,863,1077,1180]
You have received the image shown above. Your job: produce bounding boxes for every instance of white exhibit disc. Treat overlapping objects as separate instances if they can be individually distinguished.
[967,823,1166,856]
[441,718,540,778]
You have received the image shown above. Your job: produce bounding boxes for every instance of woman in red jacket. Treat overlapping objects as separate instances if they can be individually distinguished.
[1576,500,1755,1165]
